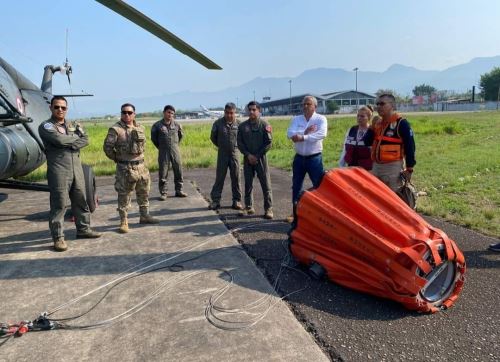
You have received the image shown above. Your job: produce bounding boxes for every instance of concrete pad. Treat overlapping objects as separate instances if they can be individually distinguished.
[0,179,328,361]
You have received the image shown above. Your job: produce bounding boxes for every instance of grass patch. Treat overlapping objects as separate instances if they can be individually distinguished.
[20,112,500,237]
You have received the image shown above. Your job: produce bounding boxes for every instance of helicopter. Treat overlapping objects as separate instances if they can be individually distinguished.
[0,0,221,211]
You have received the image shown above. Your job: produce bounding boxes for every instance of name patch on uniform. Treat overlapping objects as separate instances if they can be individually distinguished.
[43,123,53,130]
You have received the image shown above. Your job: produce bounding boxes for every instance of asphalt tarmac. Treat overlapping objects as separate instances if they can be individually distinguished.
[185,167,499,362]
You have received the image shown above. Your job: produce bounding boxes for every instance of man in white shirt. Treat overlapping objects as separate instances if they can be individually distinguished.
[287,96,327,219]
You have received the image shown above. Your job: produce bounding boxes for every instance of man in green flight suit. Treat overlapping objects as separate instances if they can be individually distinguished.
[151,104,187,201]
[103,103,159,233]
[237,101,273,219]
[208,102,243,210]
[39,96,101,252]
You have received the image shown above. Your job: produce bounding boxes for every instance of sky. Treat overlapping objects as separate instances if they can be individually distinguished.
[1,0,500,112]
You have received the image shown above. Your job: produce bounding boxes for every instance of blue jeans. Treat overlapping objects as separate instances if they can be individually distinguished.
[292,153,324,204]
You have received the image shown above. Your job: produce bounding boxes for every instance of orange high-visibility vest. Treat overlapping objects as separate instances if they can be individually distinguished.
[372,114,404,163]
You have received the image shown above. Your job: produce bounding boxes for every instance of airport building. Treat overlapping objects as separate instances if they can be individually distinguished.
[260,90,376,115]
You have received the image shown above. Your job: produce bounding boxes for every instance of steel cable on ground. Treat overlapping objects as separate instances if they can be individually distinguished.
[1,220,311,343]
[46,221,265,316]
[50,247,240,325]
[204,238,311,330]
[51,221,306,331]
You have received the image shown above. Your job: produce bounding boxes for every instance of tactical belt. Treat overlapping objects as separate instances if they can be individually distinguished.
[118,160,144,165]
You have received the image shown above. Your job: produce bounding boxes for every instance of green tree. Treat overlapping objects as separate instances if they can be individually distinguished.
[480,67,500,101]
[326,100,339,114]
[412,84,437,96]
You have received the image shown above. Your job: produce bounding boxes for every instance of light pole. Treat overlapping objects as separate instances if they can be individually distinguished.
[353,67,359,110]
[289,80,292,114]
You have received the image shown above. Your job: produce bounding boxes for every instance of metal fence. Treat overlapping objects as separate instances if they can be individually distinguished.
[434,101,499,112]
[395,101,499,112]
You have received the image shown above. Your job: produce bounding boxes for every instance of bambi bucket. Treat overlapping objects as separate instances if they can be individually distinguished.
[289,168,466,313]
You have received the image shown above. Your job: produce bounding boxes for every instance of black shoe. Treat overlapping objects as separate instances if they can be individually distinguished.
[208,201,220,210]
[76,230,102,239]
[488,242,500,252]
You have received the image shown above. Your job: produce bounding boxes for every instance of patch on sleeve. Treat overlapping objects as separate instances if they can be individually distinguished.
[105,132,118,144]
[265,125,272,133]
[43,122,53,130]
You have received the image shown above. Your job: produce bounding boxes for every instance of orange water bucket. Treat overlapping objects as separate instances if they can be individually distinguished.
[289,168,466,313]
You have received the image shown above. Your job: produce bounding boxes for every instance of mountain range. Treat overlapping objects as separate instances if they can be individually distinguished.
[77,55,500,116]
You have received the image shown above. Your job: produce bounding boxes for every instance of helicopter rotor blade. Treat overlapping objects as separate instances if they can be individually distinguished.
[95,0,222,70]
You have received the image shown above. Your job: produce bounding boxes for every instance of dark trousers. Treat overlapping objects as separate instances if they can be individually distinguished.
[292,153,324,204]
[158,151,183,195]
[48,174,90,240]
[210,151,241,203]
[243,157,272,210]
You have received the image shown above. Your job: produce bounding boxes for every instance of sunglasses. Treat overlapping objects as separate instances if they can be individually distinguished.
[121,111,134,115]
[53,105,67,111]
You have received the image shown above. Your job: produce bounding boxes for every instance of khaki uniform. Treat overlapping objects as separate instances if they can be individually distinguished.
[209,117,241,204]
[151,119,184,196]
[237,118,273,211]
[38,118,91,240]
[103,120,150,215]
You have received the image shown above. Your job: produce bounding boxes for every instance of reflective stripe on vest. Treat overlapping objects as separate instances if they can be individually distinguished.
[375,119,404,163]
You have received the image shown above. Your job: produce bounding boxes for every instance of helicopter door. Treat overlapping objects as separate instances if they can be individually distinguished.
[18,89,52,145]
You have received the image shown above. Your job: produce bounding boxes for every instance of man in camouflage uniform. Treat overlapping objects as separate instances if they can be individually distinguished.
[103,103,159,233]
[208,102,242,210]
[39,96,101,252]
[237,101,273,219]
[151,105,187,201]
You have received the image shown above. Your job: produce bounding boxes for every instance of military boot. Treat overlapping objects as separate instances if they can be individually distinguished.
[264,209,274,220]
[118,211,129,234]
[231,201,243,210]
[76,229,102,239]
[139,207,159,224]
[54,237,68,252]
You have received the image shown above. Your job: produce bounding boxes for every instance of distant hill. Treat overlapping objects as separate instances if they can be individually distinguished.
[75,55,500,116]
